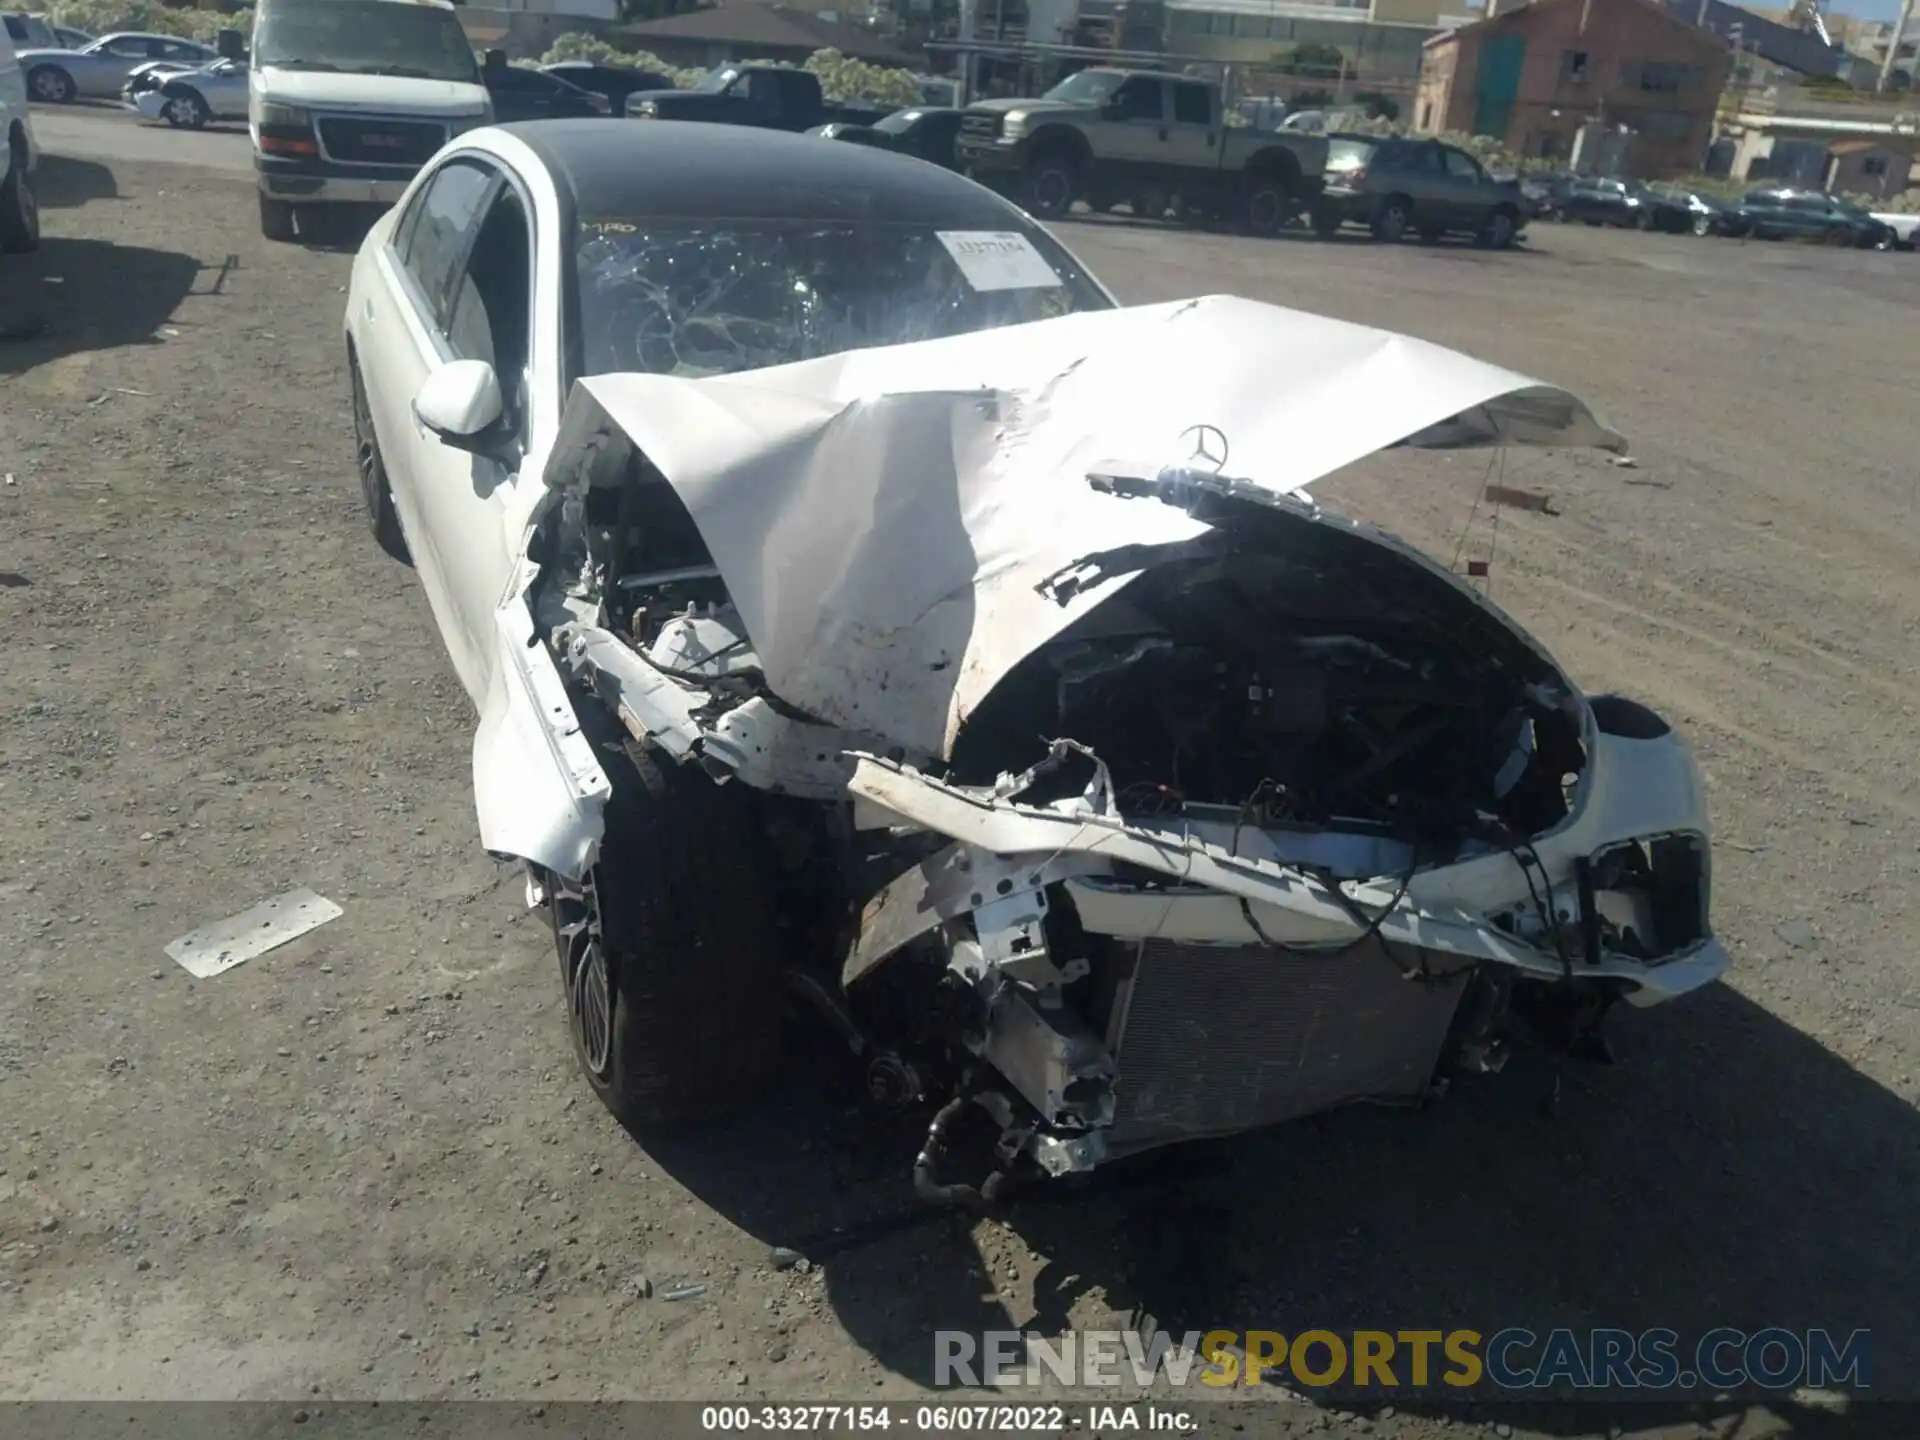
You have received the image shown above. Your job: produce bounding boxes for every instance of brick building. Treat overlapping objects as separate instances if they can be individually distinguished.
[1414,0,1731,176]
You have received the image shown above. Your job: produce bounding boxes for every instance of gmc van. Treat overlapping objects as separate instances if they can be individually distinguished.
[249,0,491,241]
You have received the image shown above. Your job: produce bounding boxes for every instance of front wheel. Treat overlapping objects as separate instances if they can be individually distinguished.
[1023,156,1078,220]
[550,740,784,1131]
[259,192,299,243]
[0,151,40,255]
[164,90,209,129]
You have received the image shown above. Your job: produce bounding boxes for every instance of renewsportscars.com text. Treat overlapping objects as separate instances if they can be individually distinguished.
[934,1327,1871,1393]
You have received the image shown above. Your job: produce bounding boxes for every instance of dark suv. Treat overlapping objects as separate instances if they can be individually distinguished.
[1310,134,1526,248]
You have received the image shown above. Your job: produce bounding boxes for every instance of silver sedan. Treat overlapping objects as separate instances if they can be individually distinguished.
[128,57,248,129]
[17,31,218,103]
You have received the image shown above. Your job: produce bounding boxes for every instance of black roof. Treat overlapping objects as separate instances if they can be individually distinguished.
[504,120,1028,227]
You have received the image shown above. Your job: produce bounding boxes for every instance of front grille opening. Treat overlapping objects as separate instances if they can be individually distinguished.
[317,116,447,167]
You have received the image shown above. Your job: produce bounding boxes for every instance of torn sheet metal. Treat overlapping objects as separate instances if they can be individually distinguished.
[165,888,342,979]
[547,293,1623,759]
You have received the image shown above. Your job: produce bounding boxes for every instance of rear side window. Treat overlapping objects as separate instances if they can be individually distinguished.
[1326,138,1375,170]
[397,159,497,330]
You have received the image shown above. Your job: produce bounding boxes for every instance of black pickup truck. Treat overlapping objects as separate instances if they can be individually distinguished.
[626,64,892,130]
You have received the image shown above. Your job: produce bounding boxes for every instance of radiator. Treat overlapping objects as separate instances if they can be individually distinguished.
[1106,937,1468,1155]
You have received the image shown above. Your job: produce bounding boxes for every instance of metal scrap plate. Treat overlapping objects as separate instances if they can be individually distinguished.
[165,888,342,979]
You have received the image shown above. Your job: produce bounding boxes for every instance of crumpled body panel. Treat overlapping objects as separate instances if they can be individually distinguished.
[544,293,1622,759]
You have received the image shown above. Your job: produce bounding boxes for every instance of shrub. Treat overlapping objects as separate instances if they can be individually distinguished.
[42,0,252,45]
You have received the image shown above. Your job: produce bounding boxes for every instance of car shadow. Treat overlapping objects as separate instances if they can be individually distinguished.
[630,980,1917,1430]
[29,151,117,208]
[0,232,206,375]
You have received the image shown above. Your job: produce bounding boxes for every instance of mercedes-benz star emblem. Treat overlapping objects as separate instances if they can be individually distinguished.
[1180,423,1229,474]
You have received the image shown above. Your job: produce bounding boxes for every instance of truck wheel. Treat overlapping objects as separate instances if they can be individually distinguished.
[259,193,300,243]
[1371,196,1411,243]
[1024,155,1079,219]
[1244,179,1295,237]
[549,739,783,1131]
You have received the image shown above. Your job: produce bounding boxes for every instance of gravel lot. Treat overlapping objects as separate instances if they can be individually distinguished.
[3,119,1918,1439]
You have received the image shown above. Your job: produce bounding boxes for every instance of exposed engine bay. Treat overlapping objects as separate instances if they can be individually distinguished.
[504,295,1726,1199]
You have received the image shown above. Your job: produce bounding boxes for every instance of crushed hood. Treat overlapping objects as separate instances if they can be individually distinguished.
[543,293,1623,760]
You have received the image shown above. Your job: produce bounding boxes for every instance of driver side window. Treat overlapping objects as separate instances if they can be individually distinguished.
[445,186,535,438]
[1110,78,1162,122]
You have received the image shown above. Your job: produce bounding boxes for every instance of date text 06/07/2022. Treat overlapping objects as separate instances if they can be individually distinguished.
[699,1404,1198,1431]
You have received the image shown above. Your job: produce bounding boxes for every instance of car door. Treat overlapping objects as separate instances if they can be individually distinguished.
[1437,144,1491,228]
[1397,141,1449,220]
[363,156,511,699]
[1165,80,1219,171]
[85,35,153,94]
[1101,75,1169,170]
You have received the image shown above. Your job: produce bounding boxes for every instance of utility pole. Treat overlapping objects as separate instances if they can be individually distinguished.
[1879,0,1914,93]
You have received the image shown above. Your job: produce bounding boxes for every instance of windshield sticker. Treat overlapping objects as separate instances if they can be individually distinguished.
[935,231,1064,292]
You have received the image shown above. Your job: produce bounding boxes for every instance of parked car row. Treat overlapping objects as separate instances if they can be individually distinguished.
[1521,172,1911,251]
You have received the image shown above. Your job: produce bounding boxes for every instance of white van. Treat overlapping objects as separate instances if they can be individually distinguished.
[249,0,491,241]
[1,16,40,253]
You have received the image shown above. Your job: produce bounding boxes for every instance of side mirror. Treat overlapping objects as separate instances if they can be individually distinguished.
[412,359,508,458]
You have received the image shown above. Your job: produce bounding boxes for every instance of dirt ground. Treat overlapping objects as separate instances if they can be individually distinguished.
[2,135,1918,1440]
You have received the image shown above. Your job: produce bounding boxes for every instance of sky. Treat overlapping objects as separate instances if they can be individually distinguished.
[1825,0,1910,25]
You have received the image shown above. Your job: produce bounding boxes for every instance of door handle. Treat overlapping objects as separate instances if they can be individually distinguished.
[362,298,375,323]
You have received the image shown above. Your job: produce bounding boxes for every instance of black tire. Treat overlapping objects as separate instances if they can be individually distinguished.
[349,354,409,563]
[1478,207,1517,250]
[0,142,40,255]
[1309,202,1342,239]
[1691,213,1712,237]
[164,89,209,130]
[259,192,299,243]
[1023,153,1078,220]
[1244,177,1294,237]
[1370,195,1411,243]
[551,740,783,1131]
[27,65,75,105]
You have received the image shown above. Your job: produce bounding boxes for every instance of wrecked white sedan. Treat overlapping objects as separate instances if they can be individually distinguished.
[346,121,1726,1198]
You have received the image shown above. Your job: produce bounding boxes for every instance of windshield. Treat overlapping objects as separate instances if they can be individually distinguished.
[1041,70,1123,105]
[573,221,1110,380]
[255,0,479,84]
[693,66,739,94]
